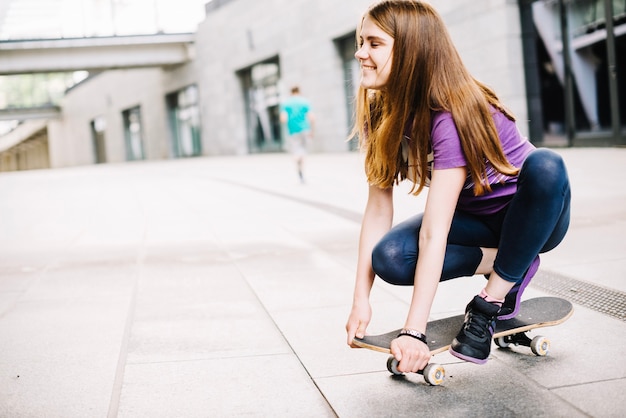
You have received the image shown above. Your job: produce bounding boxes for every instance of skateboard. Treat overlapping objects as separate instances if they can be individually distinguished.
[352,296,573,385]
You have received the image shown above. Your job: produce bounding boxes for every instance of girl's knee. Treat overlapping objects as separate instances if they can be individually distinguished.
[525,149,565,174]
[521,149,569,194]
[372,240,414,286]
[371,239,399,277]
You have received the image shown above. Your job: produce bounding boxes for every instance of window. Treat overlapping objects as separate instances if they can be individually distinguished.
[90,116,106,163]
[239,58,283,153]
[122,106,145,161]
[166,85,202,158]
[528,0,625,145]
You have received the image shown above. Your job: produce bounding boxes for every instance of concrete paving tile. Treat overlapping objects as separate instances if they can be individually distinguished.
[116,354,335,418]
[0,295,132,417]
[127,315,291,364]
[0,252,56,272]
[138,199,229,246]
[552,378,626,417]
[127,318,289,364]
[283,220,360,239]
[315,359,588,418]
[2,174,146,251]
[126,263,291,364]
[0,292,20,317]
[551,258,626,293]
[0,270,37,316]
[20,263,136,301]
[143,223,220,246]
[242,264,356,313]
[542,221,626,290]
[430,276,498,317]
[0,267,40,289]
[69,218,144,249]
[325,249,359,273]
[271,302,416,379]
[133,263,249,311]
[293,232,359,270]
[280,216,358,237]
[143,244,233,266]
[272,305,380,379]
[493,303,626,387]
[216,231,308,258]
[226,243,329,275]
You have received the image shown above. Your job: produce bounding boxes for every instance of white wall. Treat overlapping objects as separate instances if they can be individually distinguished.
[51,69,168,167]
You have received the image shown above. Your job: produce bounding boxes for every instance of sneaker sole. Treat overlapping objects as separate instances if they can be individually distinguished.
[448,347,489,365]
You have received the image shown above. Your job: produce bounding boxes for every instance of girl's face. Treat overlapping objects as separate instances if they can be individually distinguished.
[355,16,394,90]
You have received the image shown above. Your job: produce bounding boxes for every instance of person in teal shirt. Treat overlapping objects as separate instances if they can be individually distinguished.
[280,86,315,182]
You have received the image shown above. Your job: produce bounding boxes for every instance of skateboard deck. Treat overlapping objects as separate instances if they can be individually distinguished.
[352,296,573,385]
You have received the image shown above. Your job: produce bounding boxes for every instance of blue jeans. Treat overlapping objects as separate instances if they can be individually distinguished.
[372,148,571,285]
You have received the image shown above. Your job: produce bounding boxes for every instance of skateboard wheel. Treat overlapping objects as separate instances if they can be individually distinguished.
[494,336,510,348]
[423,363,445,386]
[386,356,403,375]
[530,336,550,356]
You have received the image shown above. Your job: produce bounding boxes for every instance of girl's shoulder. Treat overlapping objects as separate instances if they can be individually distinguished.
[430,110,458,142]
[430,110,455,134]
[431,109,453,123]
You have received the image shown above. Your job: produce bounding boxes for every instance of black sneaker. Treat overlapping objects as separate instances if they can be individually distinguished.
[497,256,540,320]
[449,295,501,364]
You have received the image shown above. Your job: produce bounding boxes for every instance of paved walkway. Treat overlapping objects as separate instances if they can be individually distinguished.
[0,148,625,417]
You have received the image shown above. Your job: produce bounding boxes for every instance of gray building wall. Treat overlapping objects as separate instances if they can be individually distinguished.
[194,0,373,155]
[43,0,528,167]
[50,68,169,167]
[440,0,528,125]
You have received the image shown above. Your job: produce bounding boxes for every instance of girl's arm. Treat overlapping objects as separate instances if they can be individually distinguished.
[405,167,466,331]
[346,184,394,346]
[390,166,466,371]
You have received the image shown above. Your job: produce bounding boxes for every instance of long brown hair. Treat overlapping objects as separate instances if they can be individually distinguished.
[353,0,518,196]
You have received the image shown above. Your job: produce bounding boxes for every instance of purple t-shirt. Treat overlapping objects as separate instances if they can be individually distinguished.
[430,109,535,215]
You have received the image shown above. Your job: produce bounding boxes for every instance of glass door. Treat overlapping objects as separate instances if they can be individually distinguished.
[529,0,624,145]
[239,58,283,153]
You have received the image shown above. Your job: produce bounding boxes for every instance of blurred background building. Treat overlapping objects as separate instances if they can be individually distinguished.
[0,0,624,172]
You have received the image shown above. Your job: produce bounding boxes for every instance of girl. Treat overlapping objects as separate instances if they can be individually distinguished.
[345,0,571,372]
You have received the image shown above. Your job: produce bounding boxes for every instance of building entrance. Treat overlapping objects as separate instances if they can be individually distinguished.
[239,58,283,153]
[525,0,625,146]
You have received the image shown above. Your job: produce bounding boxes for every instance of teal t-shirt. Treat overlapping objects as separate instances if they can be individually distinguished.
[281,96,311,135]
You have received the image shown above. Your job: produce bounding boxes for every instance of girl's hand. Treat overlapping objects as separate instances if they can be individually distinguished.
[389,335,431,372]
[346,300,372,347]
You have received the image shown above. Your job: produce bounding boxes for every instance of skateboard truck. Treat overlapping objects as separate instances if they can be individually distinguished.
[494,332,551,356]
[386,357,446,386]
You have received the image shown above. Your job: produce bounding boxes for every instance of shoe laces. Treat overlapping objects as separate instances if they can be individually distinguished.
[464,307,495,338]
